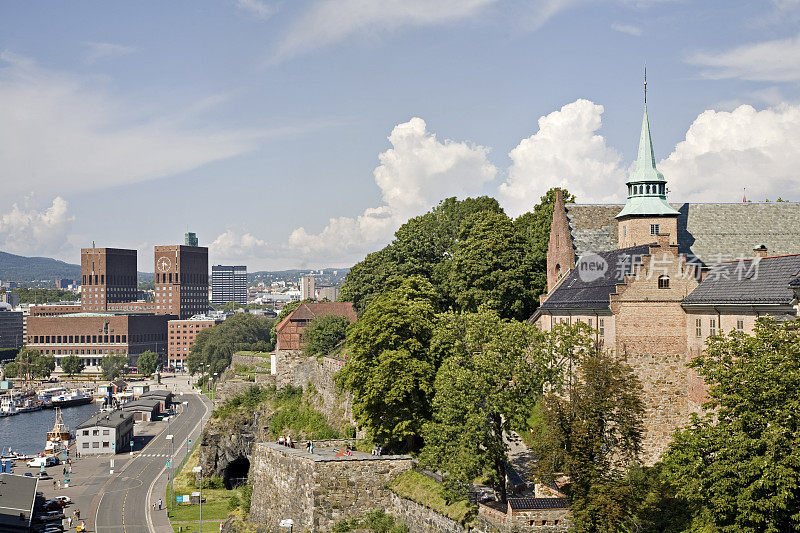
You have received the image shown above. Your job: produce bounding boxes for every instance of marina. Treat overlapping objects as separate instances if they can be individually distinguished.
[0,400,98,456]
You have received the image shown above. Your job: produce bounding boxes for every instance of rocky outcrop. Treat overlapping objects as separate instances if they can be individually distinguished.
[199,408,264,487]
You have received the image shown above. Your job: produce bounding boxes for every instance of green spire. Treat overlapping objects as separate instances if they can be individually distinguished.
[628,106,665,184]
[616,89,679,219]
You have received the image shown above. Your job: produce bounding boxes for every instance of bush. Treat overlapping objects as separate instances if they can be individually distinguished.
[241,483,253,515]
[202,475,225,489]
[228,494,240,511]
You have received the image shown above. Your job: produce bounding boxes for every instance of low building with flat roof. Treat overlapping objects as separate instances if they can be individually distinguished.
[140,389,173,411]
[76,411,134,455]
[0,473,38,531]
[122,398,161,421]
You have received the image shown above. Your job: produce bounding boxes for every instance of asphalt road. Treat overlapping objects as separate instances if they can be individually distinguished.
[93,392,209,533]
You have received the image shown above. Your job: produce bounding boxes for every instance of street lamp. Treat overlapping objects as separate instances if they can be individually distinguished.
[192,465,202,533]
[166,434,174,513]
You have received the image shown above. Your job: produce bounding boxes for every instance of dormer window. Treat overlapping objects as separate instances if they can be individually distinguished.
[650,224,660,235]
[658,275,669,289]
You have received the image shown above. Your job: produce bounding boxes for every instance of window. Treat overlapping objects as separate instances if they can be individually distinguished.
[82,430,89,436]
[92,442,99,448]
[710,318,717,336]
[658,275,670,289]
[102,442,110,448]
[737,319,744,331]
[588,318,593,328]
[82,442,89,449]
[650,224,660,235]
[103,429,110,435]
[695,318,702,337]
[599,319,605,337]
[92,429,99,436]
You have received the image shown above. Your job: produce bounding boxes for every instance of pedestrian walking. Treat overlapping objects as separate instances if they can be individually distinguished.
[67,516,73,529]
[158,498,162,510]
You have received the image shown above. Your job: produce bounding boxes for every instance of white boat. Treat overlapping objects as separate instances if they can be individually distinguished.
[44,408,72,453]
[0,395,18,416]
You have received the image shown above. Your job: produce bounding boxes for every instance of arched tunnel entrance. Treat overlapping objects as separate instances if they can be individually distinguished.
[223,457,250,489]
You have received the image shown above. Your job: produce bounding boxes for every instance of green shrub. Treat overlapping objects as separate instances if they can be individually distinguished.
[228,494,240,511]
[333,518,360,532]
[202,475,225,489]
[241,483,253,515]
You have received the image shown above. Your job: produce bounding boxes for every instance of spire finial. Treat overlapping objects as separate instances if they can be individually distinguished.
[644,64,647,105]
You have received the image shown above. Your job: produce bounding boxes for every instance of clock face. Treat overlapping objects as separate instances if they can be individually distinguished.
[157,257,172,272]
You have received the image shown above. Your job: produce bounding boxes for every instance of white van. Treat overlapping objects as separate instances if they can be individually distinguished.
[27,456,58,468]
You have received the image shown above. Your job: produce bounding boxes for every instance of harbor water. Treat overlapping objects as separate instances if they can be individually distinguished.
[0,402,100,455]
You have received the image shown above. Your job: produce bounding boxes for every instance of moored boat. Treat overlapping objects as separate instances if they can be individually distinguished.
[45,408,72,453]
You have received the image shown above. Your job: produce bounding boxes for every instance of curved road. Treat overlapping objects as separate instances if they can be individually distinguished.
[93,392,210,532]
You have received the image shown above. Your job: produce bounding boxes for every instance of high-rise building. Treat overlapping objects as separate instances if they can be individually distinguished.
[300,276,315,301]
[0,304,23,349]
[211,265,247,306]
[154,245,209,319]
[80,248,138,312]
[185,232,198,247]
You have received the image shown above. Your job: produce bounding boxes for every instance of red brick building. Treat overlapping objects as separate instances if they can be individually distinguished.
[154,245,209,319]
[81,247,138,312]
[167,315,223,369]
[26,313,169,371]
[275,302,357,352]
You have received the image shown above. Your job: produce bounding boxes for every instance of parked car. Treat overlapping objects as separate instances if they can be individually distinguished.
[23,472,33,477]
[36,471,52,480]
[40,525,64,533]
[37,510,65,523]
[51,495,72,506]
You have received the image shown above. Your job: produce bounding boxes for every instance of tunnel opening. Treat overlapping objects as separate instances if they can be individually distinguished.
[223,457,250,489]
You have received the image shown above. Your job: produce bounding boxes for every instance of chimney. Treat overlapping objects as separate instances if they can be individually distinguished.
[754,245,768,258]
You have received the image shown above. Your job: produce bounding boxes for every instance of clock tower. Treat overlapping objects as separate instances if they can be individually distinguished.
[153,243,209,319]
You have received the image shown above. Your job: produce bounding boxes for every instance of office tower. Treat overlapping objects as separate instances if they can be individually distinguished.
[80,247,138,312]
[211,265,247,305]
[154,245,209,319]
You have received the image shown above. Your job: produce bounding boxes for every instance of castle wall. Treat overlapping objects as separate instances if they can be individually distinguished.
[611,240,699,463]
[274,353,354,426]
[249,443,412,532]
[536,313,615,351]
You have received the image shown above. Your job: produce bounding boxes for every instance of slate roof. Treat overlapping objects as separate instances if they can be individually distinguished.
[508,497,568,510]
[0,473,37,529]
[77,411,134,430]
[539,245,651,311]
[682,254,800,306]
[565,202,800,264]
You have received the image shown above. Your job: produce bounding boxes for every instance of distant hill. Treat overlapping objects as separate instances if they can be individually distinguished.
[0,250,156,285]
[0,250,80,282]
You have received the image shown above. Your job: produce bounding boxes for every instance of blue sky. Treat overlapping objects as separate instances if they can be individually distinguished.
[1,0,799,270]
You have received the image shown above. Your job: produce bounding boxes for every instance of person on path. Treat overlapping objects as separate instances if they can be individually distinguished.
[158,498,162,510]
[67,516,73,529]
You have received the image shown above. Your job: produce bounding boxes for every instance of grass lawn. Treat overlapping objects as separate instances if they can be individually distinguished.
[171,521,228,533]
[391,470,477,526]
[167,447,246,530]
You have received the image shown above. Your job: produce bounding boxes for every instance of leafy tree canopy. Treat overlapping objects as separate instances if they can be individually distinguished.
[12,288,79,304]
[187,313,275,375]
[421,308,550,502]
[337,276,438,451]
[663,318,800,533]
[136,350,160,377]
[531,326,645,533]
[302,314,350,357]
[101,353,128,380]
[60,354,85,377]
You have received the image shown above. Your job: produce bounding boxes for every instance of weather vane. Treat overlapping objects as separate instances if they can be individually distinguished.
[644,65,647,105]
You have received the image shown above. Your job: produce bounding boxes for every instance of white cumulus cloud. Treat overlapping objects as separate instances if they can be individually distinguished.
[210,229,269,261]
[0,196,74,256]
[286,117,497,263]
[0,51,264,197]
[611,23,642,36]
[84,42,137,64]
[659,103,800,202]
[499,99,625,217]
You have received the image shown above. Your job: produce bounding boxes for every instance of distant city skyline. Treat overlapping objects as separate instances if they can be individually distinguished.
[1,1,799,270]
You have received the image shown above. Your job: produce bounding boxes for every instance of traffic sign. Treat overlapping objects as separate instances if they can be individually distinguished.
[280,519,294,527]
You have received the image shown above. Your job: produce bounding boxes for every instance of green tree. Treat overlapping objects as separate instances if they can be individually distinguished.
[15,348,41,381]
[421,309,549,502]
[663,318,800,532]
[136,350,160,377]
[101,353,128,380]
[532,335,645,533]
[32,354,56,378]
[302,314,350,357]
[340,197,503,314]
[12,288,79,304]
[514,187,575,304]
[337,276,438,451]
[446,210,529,320]
[187,313,275,375]
[60,354,85,378]
[2,361,20,379]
